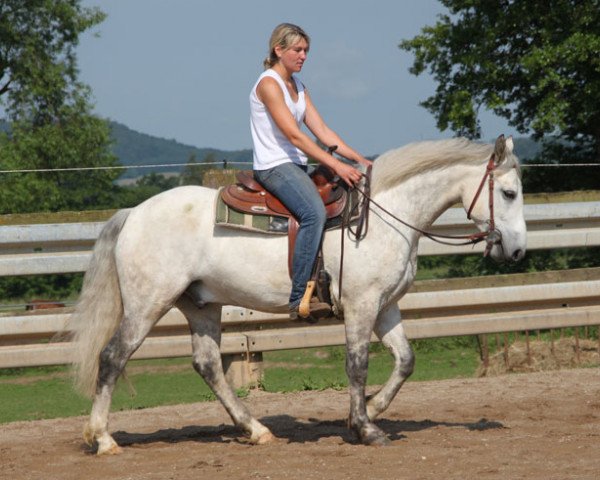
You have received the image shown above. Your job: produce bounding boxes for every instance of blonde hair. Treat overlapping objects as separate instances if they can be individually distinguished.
[263,23,310,70]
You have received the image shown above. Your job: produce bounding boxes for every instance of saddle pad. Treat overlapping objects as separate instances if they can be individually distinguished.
[215,189,288,234]
[215,188,361,235]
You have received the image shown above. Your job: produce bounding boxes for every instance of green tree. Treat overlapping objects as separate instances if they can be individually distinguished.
[400,0,600,190]
[0,0,119,213]
[180,152,219,186]
[111,173,180,208]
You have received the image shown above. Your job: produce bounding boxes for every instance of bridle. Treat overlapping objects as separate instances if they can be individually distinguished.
[465,152,502,257]
[349,152,502,254]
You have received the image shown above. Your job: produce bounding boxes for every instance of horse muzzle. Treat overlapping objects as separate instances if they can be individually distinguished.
[485,228,526,263]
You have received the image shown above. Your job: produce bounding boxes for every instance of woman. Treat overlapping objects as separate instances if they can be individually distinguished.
[251,23,372,318]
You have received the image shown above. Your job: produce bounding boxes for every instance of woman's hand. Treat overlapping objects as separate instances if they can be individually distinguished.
[356,156,373,168]
[333,161,363,186]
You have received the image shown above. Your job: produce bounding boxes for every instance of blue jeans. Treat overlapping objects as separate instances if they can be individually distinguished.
[254,162,326,307]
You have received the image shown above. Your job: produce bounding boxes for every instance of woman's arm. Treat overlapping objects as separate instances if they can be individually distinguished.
[303,90,372,167]
[257,77,364,186]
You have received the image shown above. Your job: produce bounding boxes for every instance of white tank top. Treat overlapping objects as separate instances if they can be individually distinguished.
[250,69,307,170]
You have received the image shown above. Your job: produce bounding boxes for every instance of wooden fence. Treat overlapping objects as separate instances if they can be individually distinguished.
[1,202,600,386]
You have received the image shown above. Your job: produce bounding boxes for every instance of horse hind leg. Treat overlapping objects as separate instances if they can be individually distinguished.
[84,308,165,455]
[176,297,274,444]
[366,303,414,420]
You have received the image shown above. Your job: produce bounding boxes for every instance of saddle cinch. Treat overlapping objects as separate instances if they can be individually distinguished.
[220,165,348,279]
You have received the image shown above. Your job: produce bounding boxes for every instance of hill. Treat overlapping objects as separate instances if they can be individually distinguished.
[0,118,253,178]
[108,121,252,178]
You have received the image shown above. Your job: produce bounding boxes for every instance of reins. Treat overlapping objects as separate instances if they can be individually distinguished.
[337,152,502,302]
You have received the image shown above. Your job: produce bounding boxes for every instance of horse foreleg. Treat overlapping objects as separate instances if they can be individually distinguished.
[345,315,390,446]
[366,303,414,420]
[84,314,158,455]
[179,300,275,445]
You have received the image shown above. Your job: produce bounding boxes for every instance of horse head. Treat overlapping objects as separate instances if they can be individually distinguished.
[462,134,527,263]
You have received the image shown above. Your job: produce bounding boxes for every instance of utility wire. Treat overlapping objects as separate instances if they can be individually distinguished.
[522,163,600,167]
[0,161,598,175]
[0,160,252,175]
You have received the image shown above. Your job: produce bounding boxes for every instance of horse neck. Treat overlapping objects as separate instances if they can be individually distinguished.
[371,162,482,232]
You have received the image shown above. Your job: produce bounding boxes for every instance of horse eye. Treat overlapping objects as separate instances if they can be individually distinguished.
[502,189,516,200]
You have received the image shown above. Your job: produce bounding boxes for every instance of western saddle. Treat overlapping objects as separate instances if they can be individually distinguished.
[220,165,348,278]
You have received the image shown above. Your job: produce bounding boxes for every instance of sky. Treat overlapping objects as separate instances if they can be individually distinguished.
[76,0,518,157]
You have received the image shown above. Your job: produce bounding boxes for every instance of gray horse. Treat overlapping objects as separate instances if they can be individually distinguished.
[69,136,526,454]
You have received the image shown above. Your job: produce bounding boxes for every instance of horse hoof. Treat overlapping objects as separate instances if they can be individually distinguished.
[97,443,123,456]
[254,431,276,445]
[366,434,391,447]
[360,425,391,446]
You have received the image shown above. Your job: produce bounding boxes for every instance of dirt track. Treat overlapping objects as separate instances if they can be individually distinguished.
[2,368,599,480]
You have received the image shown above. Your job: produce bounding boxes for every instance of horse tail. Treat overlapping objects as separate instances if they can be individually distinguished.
[69,209,131,398]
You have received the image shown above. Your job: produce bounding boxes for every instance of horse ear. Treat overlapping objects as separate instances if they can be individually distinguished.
[505,135,514,155]
[494,134,506,162]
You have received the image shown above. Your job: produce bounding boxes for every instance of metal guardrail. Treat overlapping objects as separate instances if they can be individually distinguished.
[0,202,599,385]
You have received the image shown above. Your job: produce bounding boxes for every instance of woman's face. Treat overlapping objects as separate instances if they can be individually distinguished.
[276,38,309,73]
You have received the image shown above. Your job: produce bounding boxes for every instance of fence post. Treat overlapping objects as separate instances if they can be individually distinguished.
[222,352,263,389]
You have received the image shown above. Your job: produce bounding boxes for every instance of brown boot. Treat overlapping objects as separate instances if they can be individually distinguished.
[307,297,332,319]
[289,298,332,323]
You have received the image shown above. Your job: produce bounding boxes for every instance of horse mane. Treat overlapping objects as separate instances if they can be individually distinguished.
[371,137,519,195]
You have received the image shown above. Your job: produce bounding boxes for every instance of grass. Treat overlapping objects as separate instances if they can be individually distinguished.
[0,341,480,424]
[0,359,218,423]
[261,343,479,392]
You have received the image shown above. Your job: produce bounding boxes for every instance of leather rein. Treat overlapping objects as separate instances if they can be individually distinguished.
[338,153,502,301]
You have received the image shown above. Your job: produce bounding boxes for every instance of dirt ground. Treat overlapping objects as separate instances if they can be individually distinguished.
[1,368,599,480]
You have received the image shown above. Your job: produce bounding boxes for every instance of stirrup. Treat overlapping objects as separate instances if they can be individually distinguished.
[298,281,316,318]
[298,281,332,320]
